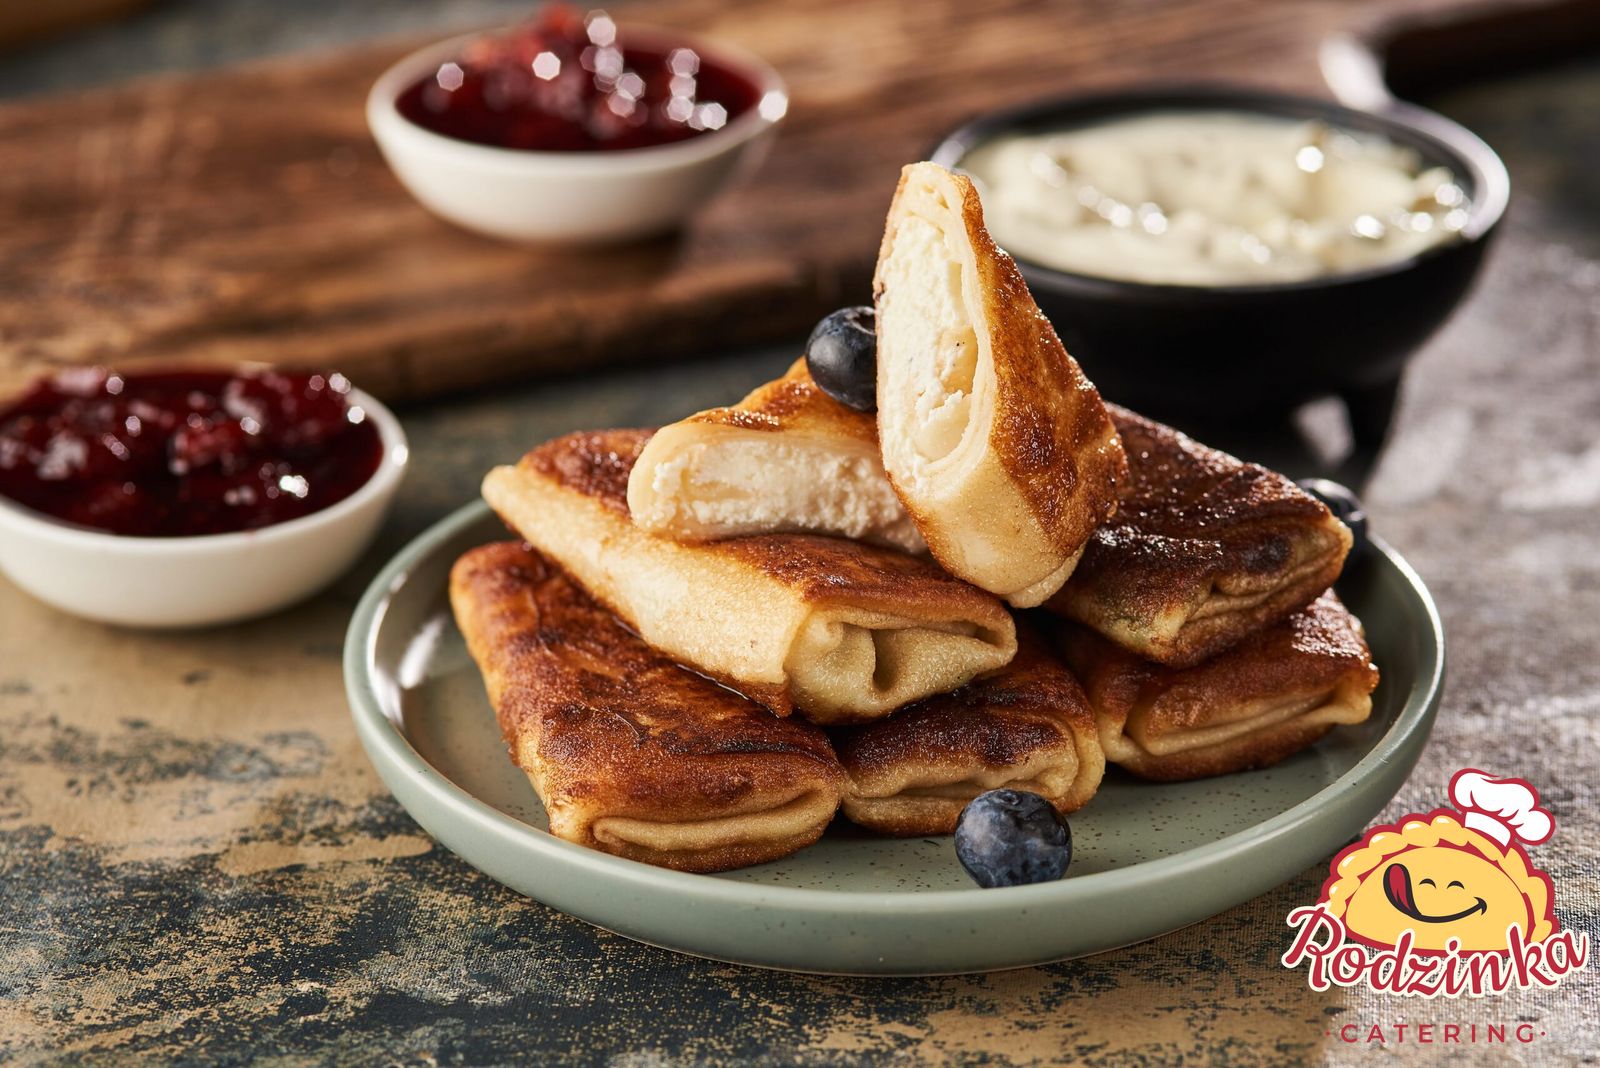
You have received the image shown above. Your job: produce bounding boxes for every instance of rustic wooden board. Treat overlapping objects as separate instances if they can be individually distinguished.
[0,0,149,50]
[0,0,1481,402]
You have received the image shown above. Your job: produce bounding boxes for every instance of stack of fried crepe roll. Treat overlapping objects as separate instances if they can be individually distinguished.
[452,160,1379,873]
[1042,406,1377,781]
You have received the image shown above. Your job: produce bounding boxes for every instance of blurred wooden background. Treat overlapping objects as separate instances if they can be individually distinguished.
[0,0,1593,401]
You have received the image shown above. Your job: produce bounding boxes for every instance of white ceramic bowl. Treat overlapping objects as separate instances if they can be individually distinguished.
[0,389,408,628]
[367,27,788,243]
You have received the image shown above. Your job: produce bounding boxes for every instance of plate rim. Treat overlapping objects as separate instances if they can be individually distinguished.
[345,498,1444,918]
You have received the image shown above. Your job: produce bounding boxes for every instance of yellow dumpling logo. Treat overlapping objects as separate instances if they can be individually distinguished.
[1283,770,1588,999]
[1325,770,1555,952]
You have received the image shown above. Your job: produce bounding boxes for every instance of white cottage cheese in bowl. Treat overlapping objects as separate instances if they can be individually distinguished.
[960,112,1471,286]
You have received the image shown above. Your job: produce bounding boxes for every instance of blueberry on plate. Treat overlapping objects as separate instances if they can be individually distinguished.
[954,789,1072,888]
[1296,478,1369,554]
[805,306,877,412]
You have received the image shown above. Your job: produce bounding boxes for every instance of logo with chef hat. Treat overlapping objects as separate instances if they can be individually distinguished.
[1283,770,1588,996]
[1322,770,1557,953]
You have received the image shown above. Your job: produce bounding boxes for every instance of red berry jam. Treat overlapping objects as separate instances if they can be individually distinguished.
[0,368,384,537]
[395,5,764,152]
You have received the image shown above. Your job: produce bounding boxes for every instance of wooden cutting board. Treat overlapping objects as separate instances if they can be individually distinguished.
[0,0,1553,402]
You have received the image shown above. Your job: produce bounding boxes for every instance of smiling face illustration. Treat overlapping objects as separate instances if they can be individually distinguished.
[1323,815,1555,953]
[1346,846,1532,951]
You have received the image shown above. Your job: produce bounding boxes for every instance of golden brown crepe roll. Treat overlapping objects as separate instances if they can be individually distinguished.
[450,541,845,873]
[1059,591,1379,782]
[627,359,923,552]
[1048,406,1352,668]
[483,429,1017,724]
[831,626,1105,836]
[874,161,1126,608]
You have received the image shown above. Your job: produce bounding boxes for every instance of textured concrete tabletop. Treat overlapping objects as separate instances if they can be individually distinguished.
[3,5,1599,1065]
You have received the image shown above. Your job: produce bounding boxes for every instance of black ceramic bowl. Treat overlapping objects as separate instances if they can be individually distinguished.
[930,87,1509,450]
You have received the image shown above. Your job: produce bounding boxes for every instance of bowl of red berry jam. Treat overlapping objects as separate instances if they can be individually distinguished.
[0,367,408,628]
[367,6,787,243]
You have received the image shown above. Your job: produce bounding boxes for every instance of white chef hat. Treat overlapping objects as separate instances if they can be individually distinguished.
[1450,769,1553,848]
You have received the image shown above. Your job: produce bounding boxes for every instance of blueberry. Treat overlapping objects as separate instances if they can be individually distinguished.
[954,789,1072,888]
[805,306,877,412]
[1296,478,1369,554]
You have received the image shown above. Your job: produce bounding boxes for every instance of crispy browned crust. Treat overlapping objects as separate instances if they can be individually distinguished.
[831,625,1105,835]
[522,428,951,607]
[450,541,844,873]
[1047,405,1351,666]
[1058,590,1379,782]
[522,428,639,520]
[685,358,877,445]
[949,169,1127,562]
[873,164,1127,596]
[507,427,1016,719]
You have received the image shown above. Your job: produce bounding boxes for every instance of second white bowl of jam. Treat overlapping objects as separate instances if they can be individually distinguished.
[0,367,408,628]
[367,7,788,243]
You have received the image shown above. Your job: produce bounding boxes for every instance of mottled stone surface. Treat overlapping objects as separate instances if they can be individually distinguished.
[2,11,1599,1067]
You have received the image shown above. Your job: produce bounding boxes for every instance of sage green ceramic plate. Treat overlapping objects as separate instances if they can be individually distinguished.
[345,501,1443,975]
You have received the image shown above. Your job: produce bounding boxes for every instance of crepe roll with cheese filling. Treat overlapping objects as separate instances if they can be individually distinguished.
[484,429,1017,724]
[831,625,1104,836]
[627,359,923,552]
[1059,590,1379,782]
[874,161,1126,607]
[451,541,845,873]
[1048,406,1352,668]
